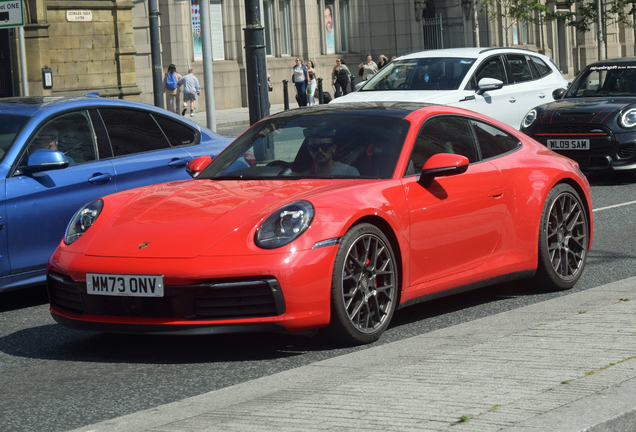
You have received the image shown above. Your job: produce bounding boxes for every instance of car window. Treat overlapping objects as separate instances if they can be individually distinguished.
[406,116,477,176]
[474,56,507,85]
[0,114,30,161]
[22,111,97,165]
[528,55,552,78]
[154,114,199,147]
[203,113,409,180]
[470,120,520,159]
[98,108,171,157]
[506,55,533,83]
[566,65,636,97]
[361,57,476,91]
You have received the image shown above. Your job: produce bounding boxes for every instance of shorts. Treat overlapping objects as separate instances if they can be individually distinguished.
[183,92,197,102]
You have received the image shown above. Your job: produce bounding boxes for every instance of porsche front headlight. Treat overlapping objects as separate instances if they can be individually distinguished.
[255,201,314,249]
[64,199,103,245]
[618,108,636,128]
[522,109,537,129]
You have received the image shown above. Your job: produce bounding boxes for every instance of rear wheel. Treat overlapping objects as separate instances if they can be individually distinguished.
[535,184,589,290]
[323,224,398,345]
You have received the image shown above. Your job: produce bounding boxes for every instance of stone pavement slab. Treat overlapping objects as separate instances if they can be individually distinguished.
[68,276,636,432]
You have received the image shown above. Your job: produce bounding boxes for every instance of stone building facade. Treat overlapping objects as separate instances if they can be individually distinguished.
[4,0,636,110]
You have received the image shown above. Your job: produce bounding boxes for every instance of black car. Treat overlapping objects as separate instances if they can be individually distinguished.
[520,58,636,173]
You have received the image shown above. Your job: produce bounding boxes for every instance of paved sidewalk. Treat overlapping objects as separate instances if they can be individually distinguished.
[68,276,636,432]
[186,104,288,133]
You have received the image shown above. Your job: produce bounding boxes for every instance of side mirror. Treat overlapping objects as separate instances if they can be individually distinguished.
[186,155,213,178]
[25,149,69,173]
[476,78,504,95]
[552,88,567,100]
[418,153,469,187]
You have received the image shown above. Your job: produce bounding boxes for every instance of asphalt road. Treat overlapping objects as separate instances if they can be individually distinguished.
[1,172,635,432]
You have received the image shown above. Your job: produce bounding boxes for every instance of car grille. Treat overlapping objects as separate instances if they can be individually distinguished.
[533,124,610,135]
[617,144,635,160]
[47,272,285,320]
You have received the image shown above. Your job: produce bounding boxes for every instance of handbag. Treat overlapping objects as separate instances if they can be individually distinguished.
[358,67,364,77]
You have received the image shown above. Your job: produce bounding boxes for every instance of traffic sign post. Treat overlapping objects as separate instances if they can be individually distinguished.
[0,0,24,29]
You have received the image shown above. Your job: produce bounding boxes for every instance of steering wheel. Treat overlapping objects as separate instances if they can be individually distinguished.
[266,160,299,174]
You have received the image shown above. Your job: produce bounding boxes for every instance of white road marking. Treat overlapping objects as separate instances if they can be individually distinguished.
[593,200,636,212]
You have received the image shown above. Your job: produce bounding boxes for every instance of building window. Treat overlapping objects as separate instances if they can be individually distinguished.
[279,0,291,56]
[211,1,225,60]
[339,0,350,53]
[263,0,275,56]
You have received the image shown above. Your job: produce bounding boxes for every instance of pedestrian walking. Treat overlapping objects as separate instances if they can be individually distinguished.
[358,54,379,81]
[292,57,309,107]
[163,64,182,114]
[331,58,351,98]
[178,69,201,117]
[307,60,318,106]
[377,55,389,70]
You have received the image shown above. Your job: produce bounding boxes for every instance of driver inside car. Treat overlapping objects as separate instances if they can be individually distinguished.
[303,130,359,176]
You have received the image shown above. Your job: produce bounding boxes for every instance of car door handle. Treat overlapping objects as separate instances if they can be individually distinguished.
[88,172,112,185]
[539,93,546,98]
[509,97,517,103]
[168,158,189,168]
[488,187,504,198]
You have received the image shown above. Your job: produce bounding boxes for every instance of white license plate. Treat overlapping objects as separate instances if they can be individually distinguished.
[547,139,590,150]
[86,273,164,297]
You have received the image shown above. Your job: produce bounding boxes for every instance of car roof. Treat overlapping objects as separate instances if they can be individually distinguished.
[398,47,548,61]
[269,102,435,120]
[0,95,172,117]
[584,57,636,68]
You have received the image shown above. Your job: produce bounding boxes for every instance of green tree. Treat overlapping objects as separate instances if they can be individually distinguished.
[479,0,550,47]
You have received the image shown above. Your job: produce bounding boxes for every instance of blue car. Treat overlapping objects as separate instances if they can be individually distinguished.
[0,95,232,292]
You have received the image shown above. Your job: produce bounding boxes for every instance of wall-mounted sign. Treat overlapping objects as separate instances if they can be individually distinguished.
[66,10,92,22]
[0,0,24,29]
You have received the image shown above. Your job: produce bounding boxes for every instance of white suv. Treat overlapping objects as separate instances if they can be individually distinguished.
[331,47,568,129]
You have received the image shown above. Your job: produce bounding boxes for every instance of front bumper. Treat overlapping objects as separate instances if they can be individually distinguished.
[47,246,338,334]
[529,124,636,171]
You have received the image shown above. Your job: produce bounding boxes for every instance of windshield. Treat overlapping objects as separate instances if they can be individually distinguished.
[565,64,636,98]
[200,112,409,180]
[361,57,476,91]
[0,114,31,161]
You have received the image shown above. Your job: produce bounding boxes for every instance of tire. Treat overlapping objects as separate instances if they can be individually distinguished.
[323,223,398,345]
[534,184,589,290]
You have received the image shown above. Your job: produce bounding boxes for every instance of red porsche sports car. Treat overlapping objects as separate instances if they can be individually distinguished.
[47,102,593,344]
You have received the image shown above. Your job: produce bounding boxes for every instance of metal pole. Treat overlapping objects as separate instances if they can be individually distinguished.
[596,0,603,60]
[283,79,289,110]
[200,0,216,131]
[318,78,324,104]
[148,0,163,108]
[18,27,28,96]
[244,0,270,125]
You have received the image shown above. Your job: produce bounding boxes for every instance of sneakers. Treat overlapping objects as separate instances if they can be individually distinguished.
[190,109,195,117]
[181,107,187,116]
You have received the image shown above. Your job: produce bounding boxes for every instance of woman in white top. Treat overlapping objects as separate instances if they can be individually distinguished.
[359,54,379,81]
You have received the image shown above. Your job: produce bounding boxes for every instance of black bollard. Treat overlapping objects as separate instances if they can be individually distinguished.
[318,78,324,104]
[350,77,355,93]
[283,79,289,111]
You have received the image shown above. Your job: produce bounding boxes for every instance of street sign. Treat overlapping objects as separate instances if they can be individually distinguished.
[0,0,24,29]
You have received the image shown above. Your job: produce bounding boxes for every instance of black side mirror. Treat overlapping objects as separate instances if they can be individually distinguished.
[552,88,567,100]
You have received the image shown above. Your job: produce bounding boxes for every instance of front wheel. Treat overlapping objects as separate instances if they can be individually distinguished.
[535,184,589,290]
[323,224,398,345]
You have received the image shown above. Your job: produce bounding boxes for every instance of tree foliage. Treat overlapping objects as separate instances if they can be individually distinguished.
[547,0,636,33]
[478,0,550,46]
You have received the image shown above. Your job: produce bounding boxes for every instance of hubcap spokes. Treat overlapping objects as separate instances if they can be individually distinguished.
[341,234,395,333]
[546,193,588,280]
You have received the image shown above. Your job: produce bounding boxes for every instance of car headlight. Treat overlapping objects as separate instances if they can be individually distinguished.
[255,201,314,249]
[64,199,103,245]
[618,108,636,128]
[522,109,537,129]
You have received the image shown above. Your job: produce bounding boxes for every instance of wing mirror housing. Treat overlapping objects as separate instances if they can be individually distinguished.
[418,153,469,187]
[476,78,504,96]
[25,149,69,173]
[552,88,567,100]
[186,155,213,178]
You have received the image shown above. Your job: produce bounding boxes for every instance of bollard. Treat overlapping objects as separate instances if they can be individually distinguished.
[318,78,324,104]
[283,80,289,111]
[350,77,355,93]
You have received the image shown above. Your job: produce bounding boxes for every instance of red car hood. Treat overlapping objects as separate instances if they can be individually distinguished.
[84,179,343,258]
